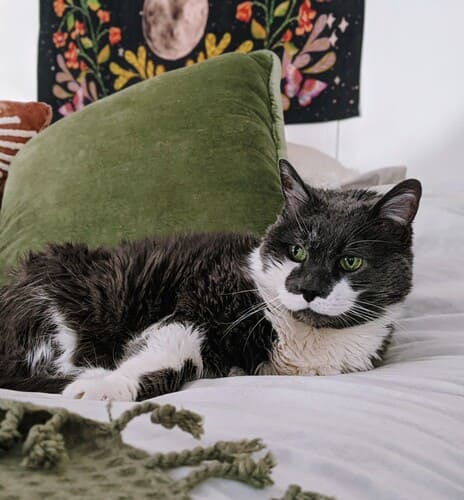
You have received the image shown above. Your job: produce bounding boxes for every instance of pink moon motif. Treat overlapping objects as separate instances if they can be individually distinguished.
[142,0,209,61]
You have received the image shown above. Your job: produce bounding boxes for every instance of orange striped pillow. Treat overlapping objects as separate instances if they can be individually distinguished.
[0,101,52,206]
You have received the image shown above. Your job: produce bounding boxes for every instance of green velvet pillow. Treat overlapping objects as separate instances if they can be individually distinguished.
[0,51,286,283]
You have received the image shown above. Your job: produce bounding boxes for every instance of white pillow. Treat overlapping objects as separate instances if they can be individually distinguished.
[286,142,406,189]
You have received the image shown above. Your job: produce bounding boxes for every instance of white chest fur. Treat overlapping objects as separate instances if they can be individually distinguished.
[257,309,392,376]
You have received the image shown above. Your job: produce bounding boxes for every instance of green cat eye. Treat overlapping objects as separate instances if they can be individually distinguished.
[339,256,363,272]
[288,245,307,263]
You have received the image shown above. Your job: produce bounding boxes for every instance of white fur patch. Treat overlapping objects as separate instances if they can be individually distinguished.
[26,339,53,372]
[308,279,359,316]
[63,322,204,401]
[278,287,308,311]
[248,247,300,306]
[257,306,399,376]
[51,308,80,375]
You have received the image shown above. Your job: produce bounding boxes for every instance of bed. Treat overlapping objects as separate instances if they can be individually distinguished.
[1,187,463,499]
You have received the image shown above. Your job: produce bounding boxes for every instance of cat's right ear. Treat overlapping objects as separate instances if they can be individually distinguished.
[372,179,422,225]
[279,159,317,213]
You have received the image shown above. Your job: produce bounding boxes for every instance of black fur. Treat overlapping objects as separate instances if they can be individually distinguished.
[0,233,276,398]
[137,359,198,401]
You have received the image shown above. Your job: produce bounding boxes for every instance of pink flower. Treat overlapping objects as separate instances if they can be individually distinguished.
[58,88,85,116]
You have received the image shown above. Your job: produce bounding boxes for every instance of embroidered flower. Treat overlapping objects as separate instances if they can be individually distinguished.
[58,87,85,116]
[236,2,252,23]
[109,27,122,45]
[53,0,66,18]
[296,0,317,36]
[281,29,293,42]
[71,21,86,40]
[53,31,68,48]
[97,9,111,23]
[79,60,88,72]
[64,42,79,69]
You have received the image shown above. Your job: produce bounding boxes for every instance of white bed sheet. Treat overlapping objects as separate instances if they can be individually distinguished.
[1,191,463,500]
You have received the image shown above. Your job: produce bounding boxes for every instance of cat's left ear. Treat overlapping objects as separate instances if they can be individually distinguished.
[279,159,318,213]
[372,179,422,225]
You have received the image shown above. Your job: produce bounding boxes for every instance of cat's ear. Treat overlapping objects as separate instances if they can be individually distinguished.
[279,159,318,213]
[372,179,422,225]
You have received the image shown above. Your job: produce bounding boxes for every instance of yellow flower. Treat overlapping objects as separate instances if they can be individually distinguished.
[110,46,165,91]
[186,33,253,66]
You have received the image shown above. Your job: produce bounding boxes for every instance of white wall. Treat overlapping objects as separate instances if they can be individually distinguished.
[1,1,463,190]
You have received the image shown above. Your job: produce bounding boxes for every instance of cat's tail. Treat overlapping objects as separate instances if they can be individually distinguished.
[0,375,72,394]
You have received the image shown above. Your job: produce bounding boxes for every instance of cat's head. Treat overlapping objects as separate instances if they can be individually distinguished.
[251,160,422,329]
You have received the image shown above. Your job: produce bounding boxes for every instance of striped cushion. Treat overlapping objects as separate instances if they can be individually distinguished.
[0,101,52,206]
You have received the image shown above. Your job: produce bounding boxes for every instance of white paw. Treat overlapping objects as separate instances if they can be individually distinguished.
[63,371,138,401]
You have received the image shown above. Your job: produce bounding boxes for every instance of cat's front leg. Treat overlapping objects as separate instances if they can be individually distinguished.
[63,322,204,401]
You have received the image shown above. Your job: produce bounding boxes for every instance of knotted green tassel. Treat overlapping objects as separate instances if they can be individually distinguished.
[0,399,335,499]
[112,401,203,439]
[0,404,24,451]
[21,409,68,469]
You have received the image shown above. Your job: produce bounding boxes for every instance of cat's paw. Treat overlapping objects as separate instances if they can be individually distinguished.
[63,371,138,401]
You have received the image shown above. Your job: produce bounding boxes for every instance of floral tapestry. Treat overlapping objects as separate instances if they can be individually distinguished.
[38,0,364,123]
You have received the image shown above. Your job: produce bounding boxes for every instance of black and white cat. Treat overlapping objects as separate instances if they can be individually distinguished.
[0,160,422,401]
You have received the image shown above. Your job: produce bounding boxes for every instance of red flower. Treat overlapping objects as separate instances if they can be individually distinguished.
[53,31,68,48]
[79,60,88,72]
[296,0,317,36]
[71,20,86,40]
[236,2,252,23]
[97,9,111,23]
[281,29,293,42]
[64,42,79,69]
[53,0,65,18]
[109,27,122,45]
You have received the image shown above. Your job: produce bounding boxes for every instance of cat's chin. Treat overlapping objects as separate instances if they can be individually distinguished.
[289,309,356,330]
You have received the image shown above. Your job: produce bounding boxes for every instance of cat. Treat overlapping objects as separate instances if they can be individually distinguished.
[0,160,422,401]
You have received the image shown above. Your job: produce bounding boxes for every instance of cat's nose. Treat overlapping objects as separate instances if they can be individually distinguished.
[302,290,319,303]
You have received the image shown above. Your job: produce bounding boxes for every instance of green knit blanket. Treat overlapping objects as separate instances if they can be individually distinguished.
[0,399,334,500]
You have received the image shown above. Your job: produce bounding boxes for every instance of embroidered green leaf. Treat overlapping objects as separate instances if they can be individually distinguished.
[66,12,75,31]
[80,37,93,49]
[87,0,101,11]
[251,19,267,40]
[97,44,110,64]
[274,1,290,17]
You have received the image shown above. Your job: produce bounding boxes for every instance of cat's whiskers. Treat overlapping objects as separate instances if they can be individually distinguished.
[219,288,259,296]
[220,296,280,340]
[243,314,268,352]
[347,304,405,336]
[353,300,407,333]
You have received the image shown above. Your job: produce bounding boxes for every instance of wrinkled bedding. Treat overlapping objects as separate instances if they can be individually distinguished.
[1,191,463,499]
